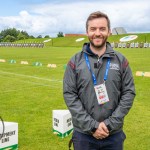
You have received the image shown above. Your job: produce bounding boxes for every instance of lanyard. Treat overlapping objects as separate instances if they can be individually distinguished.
[84,53,110,85]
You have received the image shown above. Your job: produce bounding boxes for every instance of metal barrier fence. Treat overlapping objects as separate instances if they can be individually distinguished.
[0,42,44,48]
[111,42,150,48]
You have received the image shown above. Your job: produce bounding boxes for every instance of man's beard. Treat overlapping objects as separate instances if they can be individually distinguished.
[89,36,108,49]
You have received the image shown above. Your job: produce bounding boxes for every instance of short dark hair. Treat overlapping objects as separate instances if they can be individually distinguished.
[86,11,110,31]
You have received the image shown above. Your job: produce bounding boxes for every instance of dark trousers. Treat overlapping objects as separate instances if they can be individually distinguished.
[72,130,126,150]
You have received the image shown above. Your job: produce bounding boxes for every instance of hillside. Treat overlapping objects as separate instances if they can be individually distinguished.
[14,33,150,47]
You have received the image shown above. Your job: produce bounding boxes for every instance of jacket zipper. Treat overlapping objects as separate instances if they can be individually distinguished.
[97,56,100,68]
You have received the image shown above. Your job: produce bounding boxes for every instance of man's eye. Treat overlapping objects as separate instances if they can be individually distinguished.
[90,28,96,31]
[100,28,106,31]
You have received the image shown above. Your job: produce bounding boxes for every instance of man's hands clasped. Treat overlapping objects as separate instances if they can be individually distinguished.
[92,122,109,139]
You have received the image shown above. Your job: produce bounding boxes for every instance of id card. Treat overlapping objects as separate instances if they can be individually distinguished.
[94,83,109,105]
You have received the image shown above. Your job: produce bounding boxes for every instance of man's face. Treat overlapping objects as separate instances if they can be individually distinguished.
[86,17,111,49]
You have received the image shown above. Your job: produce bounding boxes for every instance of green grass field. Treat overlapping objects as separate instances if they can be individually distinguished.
[0,46,150,150]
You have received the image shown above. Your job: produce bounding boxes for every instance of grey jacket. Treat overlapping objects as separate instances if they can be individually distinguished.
[63,42,135,135]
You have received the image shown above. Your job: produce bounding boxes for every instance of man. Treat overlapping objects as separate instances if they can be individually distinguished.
[63,11,135,150]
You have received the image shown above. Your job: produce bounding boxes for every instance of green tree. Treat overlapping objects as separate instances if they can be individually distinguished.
[0,35,3,42]
[37,35,42,38]
[21,30,29,39]
[57,32,64,37]
[29,35,35,39]
[44,35,50,38]
[4,35,16,42]
[0,28,35,42]
[0,28,19,40]
[17,32,26,40]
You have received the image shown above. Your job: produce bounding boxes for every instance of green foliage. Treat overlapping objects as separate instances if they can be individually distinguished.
[17,32,26,40]
[37,35,42,38]
[0,28,33,42]
[20,30,29,39]
[29,35,35,39]
[44,35,50,38]
[0,47,149,150]
[4,35,16,42]
[57,31,64,37]
[0,28,19,41]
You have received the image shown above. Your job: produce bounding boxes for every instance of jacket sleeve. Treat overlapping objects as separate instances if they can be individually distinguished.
[104,58,136,132]
[63,57,99,134]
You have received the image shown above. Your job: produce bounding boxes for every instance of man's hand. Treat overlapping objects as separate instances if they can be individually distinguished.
[92,122,109,139]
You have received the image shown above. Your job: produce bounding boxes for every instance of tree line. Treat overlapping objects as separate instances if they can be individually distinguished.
[0,28,64,42]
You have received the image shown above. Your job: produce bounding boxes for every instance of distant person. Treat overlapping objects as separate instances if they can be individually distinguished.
[63,11,135,150]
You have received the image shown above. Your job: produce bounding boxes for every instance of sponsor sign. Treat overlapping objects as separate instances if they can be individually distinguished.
[43,39,51,43]
[120,35,138,42]
[75,38,85,42]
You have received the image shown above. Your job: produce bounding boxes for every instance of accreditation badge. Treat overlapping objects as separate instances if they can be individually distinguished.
[94,83,109,105]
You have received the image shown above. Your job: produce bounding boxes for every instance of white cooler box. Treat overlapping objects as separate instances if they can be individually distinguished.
[52,110,73,138]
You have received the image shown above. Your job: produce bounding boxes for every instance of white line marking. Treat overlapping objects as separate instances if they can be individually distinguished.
[0,70,62,83]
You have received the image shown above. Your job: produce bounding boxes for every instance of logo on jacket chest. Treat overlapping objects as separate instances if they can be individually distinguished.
[110,63,119,70]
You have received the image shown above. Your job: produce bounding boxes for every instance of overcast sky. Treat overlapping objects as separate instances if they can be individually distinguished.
[0,0,149,37]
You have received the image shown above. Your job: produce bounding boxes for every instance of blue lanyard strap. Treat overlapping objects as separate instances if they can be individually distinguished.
[104,57,111,81]
[84,53,110,85]
[84,53,97,85]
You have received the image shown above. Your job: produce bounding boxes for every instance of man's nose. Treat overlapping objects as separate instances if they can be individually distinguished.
[95,29,102,35]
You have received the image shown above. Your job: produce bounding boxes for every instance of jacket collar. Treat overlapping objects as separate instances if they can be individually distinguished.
[82,42,115,58]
